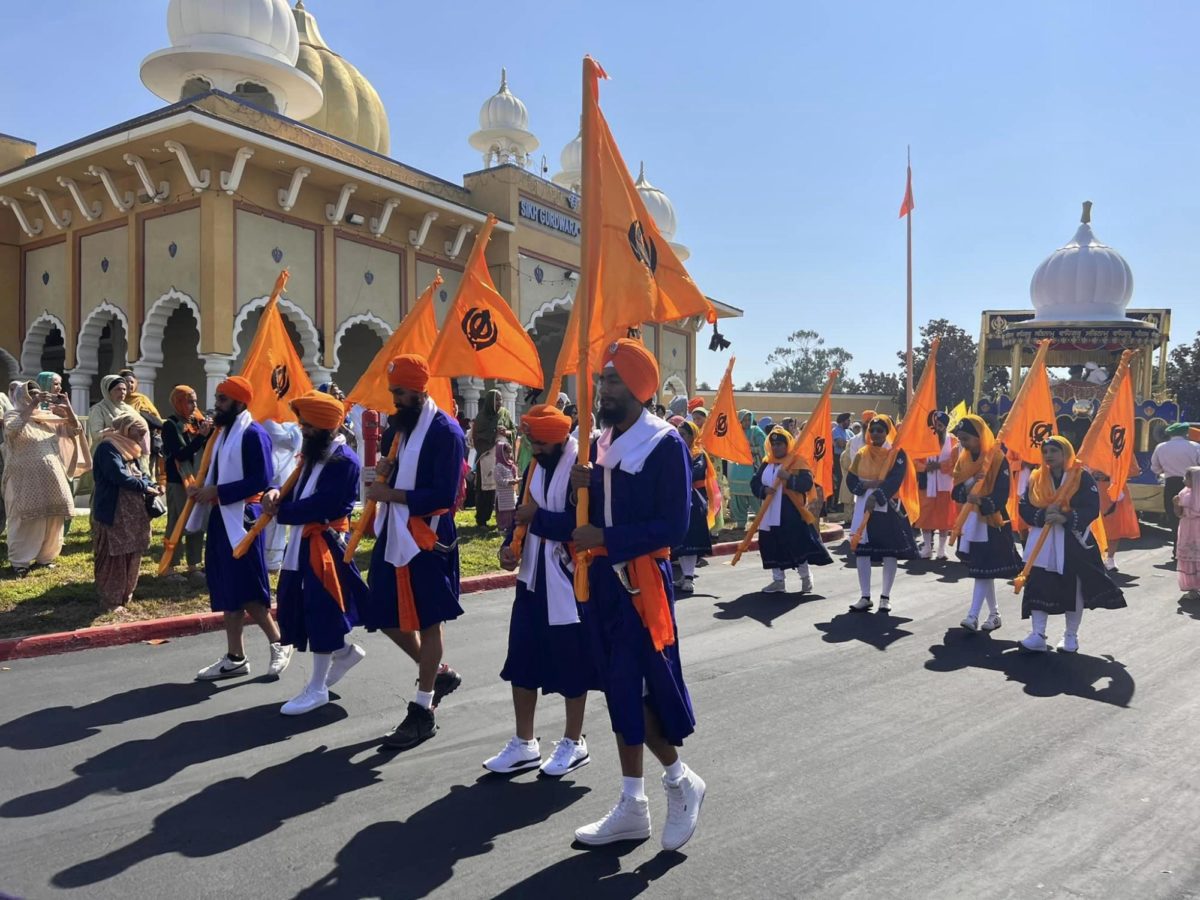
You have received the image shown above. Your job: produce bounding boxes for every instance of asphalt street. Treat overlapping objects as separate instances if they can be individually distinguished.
[1,529,1197,899]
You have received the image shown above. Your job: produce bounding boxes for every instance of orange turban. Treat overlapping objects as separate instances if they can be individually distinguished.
[602,339,659,404]
[861,410,877,423]
[216,376,253,406]
[687,397,705,412]
[290,390,345,431]
[170,385,199,420]
[521,404,572,444]
[387,354,430,392]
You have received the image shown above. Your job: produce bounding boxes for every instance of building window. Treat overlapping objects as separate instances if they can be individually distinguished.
[233,81,278,113]
[180,76,212,100]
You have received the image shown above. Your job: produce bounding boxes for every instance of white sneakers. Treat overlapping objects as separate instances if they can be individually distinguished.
[267,643,294,679]
[981,612,1002,632]
[799,573,814,594]
[483,737,543,774]
[1057,633,1079,653]
[1020,631,1049,652]
[963,612,1001,633]
[196,654,250,681]
[540,738,590,778]
[849,596,873,612]
[326,643,366,687]
[575,764,707,851]
[961,615,980,632]
[281,685,329,716]
[678,576,695,595]
[762,578,787,594]
[878,596,891,613]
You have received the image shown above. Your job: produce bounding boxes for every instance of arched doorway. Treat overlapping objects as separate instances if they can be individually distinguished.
[528,298,572,398]
[20,313,68,379]
[76,303,130,404]
[140,289,204,410]
[232,297,321,376]
[332,315,389,393]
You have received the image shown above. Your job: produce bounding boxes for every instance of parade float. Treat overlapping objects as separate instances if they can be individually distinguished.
[973,202,1182,514]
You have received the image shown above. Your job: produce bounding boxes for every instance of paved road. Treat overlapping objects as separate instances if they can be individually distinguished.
[1,530,1198,899]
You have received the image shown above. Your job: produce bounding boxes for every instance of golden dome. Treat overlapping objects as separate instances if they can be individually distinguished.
[292,1,390,155]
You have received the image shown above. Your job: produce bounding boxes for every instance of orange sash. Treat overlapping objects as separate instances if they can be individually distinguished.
[302,517,350,612]
[393,511,447,633]
[592,547,675,652]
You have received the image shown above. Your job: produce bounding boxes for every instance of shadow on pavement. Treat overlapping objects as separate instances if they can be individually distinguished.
[713,591,824,628]
[902,558,968,585]
[1177,594,1200,620]
[925,628,1135,707]
[293,776,591,898]
[0,680,255,751]
[52,739,387,889]
[494,845,687,897]
[814,610,914,651]
[2,701,348,818]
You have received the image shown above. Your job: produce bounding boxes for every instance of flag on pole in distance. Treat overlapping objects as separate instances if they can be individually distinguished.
[946,399,969,433]
[795,376,836,496]
[997,340,1057,464]
[344,274,454,414]
[240,270,314,422]
[891,337,944,518]
[429,214,544,389]
[899,163,915,218]
[1077,350,1137,503]
[697,357,753,465]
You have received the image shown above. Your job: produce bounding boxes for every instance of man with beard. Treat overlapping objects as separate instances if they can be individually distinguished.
[484,404,597,777]
[569,339,707,852]
[363,354,466,751]
[191,376,293,681]
[263,390,370,715]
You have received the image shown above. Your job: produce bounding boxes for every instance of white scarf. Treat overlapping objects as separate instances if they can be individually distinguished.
[518,436,579,625]
[1025,522,1067,575]
[758,461,787,531]
[281,438,346,573]
[375,396,439,569]
[186,409,252,540]
[596,408,675,531]
[925,434,956,496]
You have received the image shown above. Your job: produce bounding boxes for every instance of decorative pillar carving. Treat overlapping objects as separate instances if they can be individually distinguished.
[202,354,232,410]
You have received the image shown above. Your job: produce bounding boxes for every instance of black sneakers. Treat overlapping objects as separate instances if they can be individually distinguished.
[432,665,462,708]
[382,701,437,751]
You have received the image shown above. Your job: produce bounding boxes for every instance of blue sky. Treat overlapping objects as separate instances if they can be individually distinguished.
[2,1,1196,387]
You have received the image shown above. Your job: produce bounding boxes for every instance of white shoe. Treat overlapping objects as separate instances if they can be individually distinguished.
[936,551,950,561]
[662,765,707,851]
[483,736,542,774]
[575,794,651,846]
[799,574,814,594]
[762,578,787,594]
[1057,633,1079,653]
[919,546,932,560]
[678,576,694,595]
[878,595,891,612]
[196,655,249,681]
[267,643,293,679]
[960,615,980,632]
[1020,631,1049,652]
[981,612,1002,632]
[539,737,590,778]
[280,685,329,715]
[1103,556,1116,571]
[850,596,872,612]
[326,643,366,687]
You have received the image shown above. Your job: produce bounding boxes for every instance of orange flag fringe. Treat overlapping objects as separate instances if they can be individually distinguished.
[697,358,752,465]
[344,274,454,414]
[428,214,544,388]
[240,270,314,422]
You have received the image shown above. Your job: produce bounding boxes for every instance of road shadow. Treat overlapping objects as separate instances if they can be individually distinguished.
[52,739,387,889]
[0,680,255,751]
[2,701,348,818]
[714,591,824,628]
[494,846,687,898]
[1177,594,1200,621]
[293,776,591,898]
[925,628,1135,707]
[814,610,914,651]
[903,558,969,585]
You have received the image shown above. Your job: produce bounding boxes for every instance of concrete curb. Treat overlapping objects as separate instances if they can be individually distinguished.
[0,524,845,662]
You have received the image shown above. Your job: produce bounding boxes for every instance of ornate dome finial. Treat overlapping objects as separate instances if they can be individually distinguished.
[469,68,538,169]
[1081,200,1092,224]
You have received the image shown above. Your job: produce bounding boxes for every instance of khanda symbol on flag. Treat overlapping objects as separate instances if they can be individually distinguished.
[1110,424,1127,457]
[1029,420,1055,448]
[271,364,290,399]
[461,307,499,352]
[238,269,314,423]
[628,221,658,272]
[714,413,729,438]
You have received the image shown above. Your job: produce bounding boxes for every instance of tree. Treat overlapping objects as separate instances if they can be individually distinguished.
[895,318,1006,412]
[697,380,712,391]
[842,369,903,402]
[740,381,755,392]
[1168,330,1200,418]
[755,329,854,393]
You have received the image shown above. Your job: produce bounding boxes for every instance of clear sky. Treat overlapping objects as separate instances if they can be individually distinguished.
[1,1,1196,387]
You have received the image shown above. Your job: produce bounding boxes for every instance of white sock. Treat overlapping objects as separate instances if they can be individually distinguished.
[968,580,987,619]
[881,557,898,596]
[1064,583,1084,635]
[772,567,786,582]
[1031,610,1048,636]
[680,555,697,578]
[622,776,646,800]
[664,759,686,784]
[308,653,333,691]
[798,563,810,578]
[922,530,933,550]
[856,556,872,596]
[984,579,998,615]
[414,689,434,710]
[516,735,538,749]
[938,532,949,556]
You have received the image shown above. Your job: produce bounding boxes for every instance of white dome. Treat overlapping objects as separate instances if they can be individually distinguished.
[167,0,299,65]
[556,126,581,180]
[468,68,538,168]
[1030,202,1133,322]
[635,162,678,241]
[477,68,528,131]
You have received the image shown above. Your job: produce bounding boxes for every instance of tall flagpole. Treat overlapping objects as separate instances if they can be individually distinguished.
[905,145,914,408]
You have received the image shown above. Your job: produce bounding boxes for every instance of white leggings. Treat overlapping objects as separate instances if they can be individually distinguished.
[968,579,998,618]
[1030,582,1085,636]
[679,555,697,578]
[857,556,897,597]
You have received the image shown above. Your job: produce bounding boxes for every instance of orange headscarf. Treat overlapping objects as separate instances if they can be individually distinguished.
[765,425,817,524]
[950,413,1005,531]
[1027,435,1082,509]
[849,414,918,518]
[170,385,204,434]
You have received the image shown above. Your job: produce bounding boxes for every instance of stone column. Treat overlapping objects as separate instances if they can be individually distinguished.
[202,354,232,410]
[460,376,483,419]
[132,361,159,407]
[310,363,334,389]
[69,369,95,412]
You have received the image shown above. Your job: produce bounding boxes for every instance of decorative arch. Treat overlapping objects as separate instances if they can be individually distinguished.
[232,295,321,369]
[526,293,574,334]
[331,312,391,371]
[0,347,20,386]
[75,301,130,375]
[139,288,200,366]
[20,312,68,376]
[662,374,687,398]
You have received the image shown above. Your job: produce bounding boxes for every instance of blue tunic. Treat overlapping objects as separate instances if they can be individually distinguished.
[750,464,834,571]
[275,443,370,653]
[204,422,273,613]
[584,429,696,746]
[673,452,713,559]
[950,454,1023,579]
[363,412,466,631]
[846,449,920,562]
[499,454,600,698]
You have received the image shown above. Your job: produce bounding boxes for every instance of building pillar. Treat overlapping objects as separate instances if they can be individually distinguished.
[460,376,483,419]
[202,353,233,409]
[132,360,159,405]
[199,191,235,355]
[310,363,334,388]
[69,369,94,412]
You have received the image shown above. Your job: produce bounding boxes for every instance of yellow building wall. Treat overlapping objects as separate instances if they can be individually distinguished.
[415,258,464,330]
[79,225,129,320]
[235,209,317,319]
[335,237,402,328]
[23,242,68,333]
[144,208,201,308]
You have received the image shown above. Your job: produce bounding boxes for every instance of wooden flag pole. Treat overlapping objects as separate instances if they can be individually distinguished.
[232,463,303,559]
[905,146,914,408]
[343,438,400,563]
[158,428,221,575]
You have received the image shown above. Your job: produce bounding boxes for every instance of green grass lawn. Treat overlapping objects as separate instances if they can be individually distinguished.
[0,510,506,641]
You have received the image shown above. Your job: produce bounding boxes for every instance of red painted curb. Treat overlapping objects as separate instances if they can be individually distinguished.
[0,523,847,662]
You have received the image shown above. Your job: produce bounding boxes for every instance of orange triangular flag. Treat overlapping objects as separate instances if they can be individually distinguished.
[891,338,945,518]
[997,339,1057,463]
[344,274,454,414]
[240,270,314,422]
[795,376,837,496]
[1077,350,1136,502]
[428,214,543,389]
[899,163,915,218]
[697,358,753,465]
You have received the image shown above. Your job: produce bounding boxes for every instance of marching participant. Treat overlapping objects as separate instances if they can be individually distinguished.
[570,339,706,852]
[752,426,833,594]
[1017,435,1126,652]
[485,404,597,777]
[917,411,959,560]
[191,376,293,681]
[362,354,466,751]
[949,416,1023,631]
[264,390,370,715]
[1095,469,1140,572]
[672,420,715,594]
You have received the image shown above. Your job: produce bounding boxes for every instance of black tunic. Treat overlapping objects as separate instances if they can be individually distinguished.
[673,452,713,558]
[1018,469,1127,617]
[950,454,1024,579]
[750,464,834,570]
[846,449,919,562]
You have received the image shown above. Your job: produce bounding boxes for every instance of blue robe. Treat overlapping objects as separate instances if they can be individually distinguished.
[204,422,273,613]
[950,454,1023,579]
[499,453,599,698]
[275,443,370,653]
[363,411,466,631]
[750,464,834,571]
[584,429,696,746]
[846,449,920,562]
